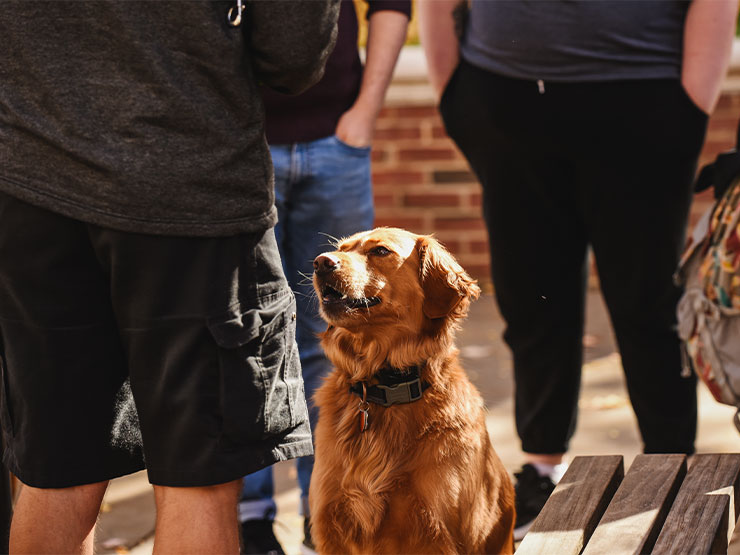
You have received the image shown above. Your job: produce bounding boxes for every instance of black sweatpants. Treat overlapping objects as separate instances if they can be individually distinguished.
[440,60,708,455]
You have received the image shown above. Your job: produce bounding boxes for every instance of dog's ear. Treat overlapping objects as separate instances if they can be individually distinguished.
[417,235,481,320]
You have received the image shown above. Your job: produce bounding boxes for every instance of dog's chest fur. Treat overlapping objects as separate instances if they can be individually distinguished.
[313,370,484,549]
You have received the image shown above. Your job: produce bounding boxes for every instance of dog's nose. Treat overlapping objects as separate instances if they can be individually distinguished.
[314,253,340,275]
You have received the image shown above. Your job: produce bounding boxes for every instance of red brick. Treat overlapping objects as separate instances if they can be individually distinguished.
[712,109,740,125]
[470,240,490,254]
[374,127,422,141]
[404,193,461,207]
[373,193,396,208]
[704,138,737,150]
[432,125,450,139]
[434,217,485,231]
[373,217,425,231]
[715,93,740,111]
[703,138,735,151]
[399,147,457,162]
[372,170,424,186]
[378,106,394,119]
[432,169,477,184]
[700,141,734,162]
[438,239,462,253]
[393,106,440,118]
[371,149,389,163]
[708,116,740,133]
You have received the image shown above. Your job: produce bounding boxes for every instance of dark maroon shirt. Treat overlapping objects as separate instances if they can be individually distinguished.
[261,0,411,145]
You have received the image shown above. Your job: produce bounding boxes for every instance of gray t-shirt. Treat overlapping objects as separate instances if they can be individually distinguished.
[0,1,338,237]
[461,0,690,82]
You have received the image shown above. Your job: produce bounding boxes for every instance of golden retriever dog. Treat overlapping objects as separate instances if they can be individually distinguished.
[309,227,515,554]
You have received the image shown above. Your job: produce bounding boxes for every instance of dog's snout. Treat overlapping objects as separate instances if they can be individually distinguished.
[314,253,340,275]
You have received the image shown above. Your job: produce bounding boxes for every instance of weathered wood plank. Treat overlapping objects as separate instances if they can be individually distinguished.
[516,455,624,555]
[582,454,686,555]
[653,454,740,555]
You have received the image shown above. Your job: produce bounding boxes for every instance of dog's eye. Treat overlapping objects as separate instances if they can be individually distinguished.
[369,246,392,257]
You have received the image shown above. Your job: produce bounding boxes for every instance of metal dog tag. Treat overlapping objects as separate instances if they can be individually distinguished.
[359,407,370,432]
[358,394,370,433]
[358,383,370,432]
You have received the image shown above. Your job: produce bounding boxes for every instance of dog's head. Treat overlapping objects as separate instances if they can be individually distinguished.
[312,228,480,336]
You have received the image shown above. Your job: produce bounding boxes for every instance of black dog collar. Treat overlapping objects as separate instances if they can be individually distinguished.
[349,365,430,407]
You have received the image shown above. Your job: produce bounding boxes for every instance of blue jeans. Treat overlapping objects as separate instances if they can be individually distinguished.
[238,135,374,521]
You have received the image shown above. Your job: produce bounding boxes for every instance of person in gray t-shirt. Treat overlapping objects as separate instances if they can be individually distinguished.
[421,0,738,541]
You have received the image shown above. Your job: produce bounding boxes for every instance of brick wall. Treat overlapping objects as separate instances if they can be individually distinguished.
[371,49,740,286]
[371,106,489,280]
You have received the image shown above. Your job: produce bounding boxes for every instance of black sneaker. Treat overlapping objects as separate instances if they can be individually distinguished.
[240,519,286,555]
[513,463,556,541]
[300,517,317,555]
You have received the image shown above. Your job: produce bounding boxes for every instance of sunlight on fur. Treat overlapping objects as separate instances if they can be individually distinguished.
[309,227,515,554]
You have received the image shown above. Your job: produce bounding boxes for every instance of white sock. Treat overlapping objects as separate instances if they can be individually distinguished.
[531,462,568,484]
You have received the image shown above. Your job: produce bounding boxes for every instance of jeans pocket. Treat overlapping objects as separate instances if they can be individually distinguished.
[207,290,304,443]
[332,135,372,155]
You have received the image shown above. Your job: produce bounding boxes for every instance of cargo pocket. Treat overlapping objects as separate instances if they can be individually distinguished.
[207,290,305,444]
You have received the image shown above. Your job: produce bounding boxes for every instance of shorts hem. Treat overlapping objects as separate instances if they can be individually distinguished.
[146,438,314,487]
[3,451,146,489]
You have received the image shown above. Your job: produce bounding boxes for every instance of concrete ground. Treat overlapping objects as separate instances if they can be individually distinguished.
[94,289,740,554]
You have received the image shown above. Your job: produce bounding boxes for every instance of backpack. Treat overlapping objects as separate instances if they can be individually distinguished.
[676,134,740,431]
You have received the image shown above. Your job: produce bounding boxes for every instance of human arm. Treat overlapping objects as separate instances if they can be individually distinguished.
[335,7,409,148]
[419,0,463,100]
[248,0,340,95]
[681,0,739,114]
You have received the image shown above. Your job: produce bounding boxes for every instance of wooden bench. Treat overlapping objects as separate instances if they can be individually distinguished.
[516,454,740,554]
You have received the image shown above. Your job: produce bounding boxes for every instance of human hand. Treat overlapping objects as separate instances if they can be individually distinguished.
[335,103,377,148]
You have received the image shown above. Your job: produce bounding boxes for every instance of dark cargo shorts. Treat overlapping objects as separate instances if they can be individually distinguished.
[0,191,312,488]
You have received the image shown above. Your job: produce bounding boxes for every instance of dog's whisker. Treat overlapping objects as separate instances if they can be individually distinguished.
[317,232,341,248]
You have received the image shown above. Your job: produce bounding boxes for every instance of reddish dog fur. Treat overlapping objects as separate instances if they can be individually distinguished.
[310,228,515,554]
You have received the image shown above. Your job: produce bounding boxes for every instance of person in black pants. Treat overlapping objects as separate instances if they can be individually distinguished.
[420,0,739,540]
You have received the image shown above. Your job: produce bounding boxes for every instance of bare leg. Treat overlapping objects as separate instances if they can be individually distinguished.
[153,479,241,554]
[10,481,108,554]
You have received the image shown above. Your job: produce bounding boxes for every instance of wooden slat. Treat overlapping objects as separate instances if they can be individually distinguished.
[653,454,740,555]
[582,454,686,555]
[516,455,624,555]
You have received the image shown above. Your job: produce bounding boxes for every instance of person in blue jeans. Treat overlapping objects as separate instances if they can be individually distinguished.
[239,2,410,553]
